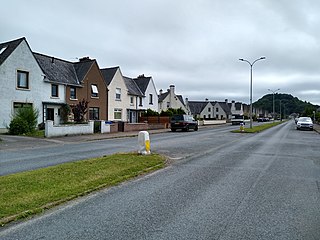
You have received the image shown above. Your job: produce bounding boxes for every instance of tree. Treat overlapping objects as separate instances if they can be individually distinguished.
[72,99,88,123]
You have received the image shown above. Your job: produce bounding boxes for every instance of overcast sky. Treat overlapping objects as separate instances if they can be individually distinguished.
[2,0,320,105]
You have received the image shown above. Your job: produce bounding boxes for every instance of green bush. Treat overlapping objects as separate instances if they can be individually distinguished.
[9,118,29,135]
[9,106,39,135]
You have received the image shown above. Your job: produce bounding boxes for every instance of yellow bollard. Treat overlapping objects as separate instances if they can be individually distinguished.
[240,123,244,132]
[138,131,151,155]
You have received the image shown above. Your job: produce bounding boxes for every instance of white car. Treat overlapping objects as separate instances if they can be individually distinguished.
[296,117,313,130]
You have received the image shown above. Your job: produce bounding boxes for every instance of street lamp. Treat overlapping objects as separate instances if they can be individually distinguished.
[239,56,266,128]
[268,88,280,121]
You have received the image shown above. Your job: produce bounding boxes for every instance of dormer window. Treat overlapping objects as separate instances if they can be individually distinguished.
[0,46,7,55]
[91,84,98,98]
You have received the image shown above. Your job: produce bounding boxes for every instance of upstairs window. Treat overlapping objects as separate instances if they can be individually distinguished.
[149,94,153,104]
[139,97,143,106]
[51,84,59,97]
[17,70,29,89]
[70,87,77,99]
[130,96,134,105]
[216,107,219,112]
[91,84,99,98]
[116,88,121,100]
[208,107,211,112]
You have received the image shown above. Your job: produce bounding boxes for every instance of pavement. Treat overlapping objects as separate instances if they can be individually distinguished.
[0,128,171,151]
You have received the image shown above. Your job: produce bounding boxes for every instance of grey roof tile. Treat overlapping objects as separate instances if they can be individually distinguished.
[123,76,144,96]
[100,67,119,85]
[33,52,80,86]
[0,37,25,65]
[133,75,151,94]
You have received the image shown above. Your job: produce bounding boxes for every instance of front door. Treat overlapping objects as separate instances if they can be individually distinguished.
[47,108,54,121]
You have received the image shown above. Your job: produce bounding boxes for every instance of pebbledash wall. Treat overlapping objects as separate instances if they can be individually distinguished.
[45,120,111,138]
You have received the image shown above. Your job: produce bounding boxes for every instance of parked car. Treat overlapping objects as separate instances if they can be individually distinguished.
[257,117,270,122]
[295,117,300,124]
[296,117,313,130]
[231,114,244,125]
[170,115,198,132]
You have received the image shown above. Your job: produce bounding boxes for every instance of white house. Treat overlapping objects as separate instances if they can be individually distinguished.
[0,37,65,132]
[133,75,159,113]
[123,76,144,123]
[101,66,131,122]
[158,85,189,113]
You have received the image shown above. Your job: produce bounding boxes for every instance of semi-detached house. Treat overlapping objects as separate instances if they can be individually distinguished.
[35,54,108,122]
[0,37,66,132]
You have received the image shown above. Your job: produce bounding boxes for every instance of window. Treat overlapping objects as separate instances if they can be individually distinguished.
[130,96,134,105]
[51,84,58,97]
[116,88,121,100]
[13,102,32,115]
[216,108,219,112]
[89,107,99,120]
[139,97,143,106]
[208,107,211,112]
[91,84,98,98]
[167,102,170,108]
[114,108,122,119]
[149,94,153,104]
[17,70,29,89]
[0,46,7,55]
[70,87,77,99]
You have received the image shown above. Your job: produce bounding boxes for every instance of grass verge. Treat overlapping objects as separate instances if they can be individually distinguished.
[231,121,284,133]
[0,153,166,226]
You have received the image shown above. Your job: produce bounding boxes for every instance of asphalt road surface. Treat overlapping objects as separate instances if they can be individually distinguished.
[1,121,320,239]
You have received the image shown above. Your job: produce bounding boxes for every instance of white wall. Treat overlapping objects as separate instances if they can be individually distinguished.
[45,120,94,137]
[107,68,130,121]
[0,40,43,131]
[139,78,159,112]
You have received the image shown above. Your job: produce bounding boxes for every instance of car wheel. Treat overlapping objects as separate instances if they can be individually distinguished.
[194,126,198,131]
[171,128,176,132]
[185,126,189,132]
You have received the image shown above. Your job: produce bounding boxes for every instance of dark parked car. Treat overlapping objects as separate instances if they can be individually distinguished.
[170,115,198,132]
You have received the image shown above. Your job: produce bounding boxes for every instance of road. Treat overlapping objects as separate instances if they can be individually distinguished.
[0,124,244,176]
[1,121,320,239]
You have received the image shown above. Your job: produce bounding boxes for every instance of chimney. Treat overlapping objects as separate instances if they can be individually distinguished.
[159,89,163,95]
[225,99,228,104]
[205,98,209,102]
[79,56,91,62]
[169,85,175,94]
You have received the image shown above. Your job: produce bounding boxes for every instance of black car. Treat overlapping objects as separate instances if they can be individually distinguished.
[170,115,198,132]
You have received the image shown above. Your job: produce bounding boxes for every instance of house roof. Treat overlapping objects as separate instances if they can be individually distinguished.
[100,67,119,85]
[123,76,144,96]
[33,52,81,86]
[133,75,151,94]
[188,101,208,115]
[158,92,169,102]
[217,102,232,115]
[0,37,25,66]
[74,58,95,83]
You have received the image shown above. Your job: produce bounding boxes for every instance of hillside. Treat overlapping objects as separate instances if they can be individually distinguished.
[253,93,319,116]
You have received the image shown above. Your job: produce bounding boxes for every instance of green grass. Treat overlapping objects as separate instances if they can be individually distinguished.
[25,130,45,138]
[232,121,284,133]
[0,153,166,225]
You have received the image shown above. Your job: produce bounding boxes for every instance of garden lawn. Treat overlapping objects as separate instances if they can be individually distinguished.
[0,153,166,225]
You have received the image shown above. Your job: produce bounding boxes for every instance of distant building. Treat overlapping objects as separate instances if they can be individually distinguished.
[158,85,189,113]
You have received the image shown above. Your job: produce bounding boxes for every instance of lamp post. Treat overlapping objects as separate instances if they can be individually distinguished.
[268,88,280,121]
[239,57,266,128]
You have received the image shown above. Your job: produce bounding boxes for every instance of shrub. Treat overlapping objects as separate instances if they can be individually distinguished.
[9,106,39,135]
[9,118,29,135]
